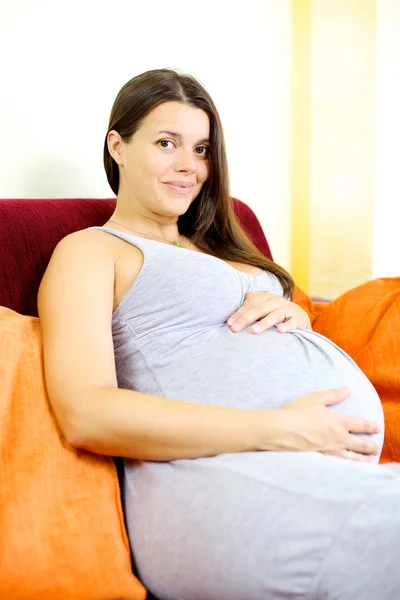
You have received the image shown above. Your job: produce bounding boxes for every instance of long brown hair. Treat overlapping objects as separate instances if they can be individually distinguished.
[104,69,294,298]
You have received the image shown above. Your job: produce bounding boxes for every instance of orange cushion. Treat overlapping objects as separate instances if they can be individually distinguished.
[0,308,146,600]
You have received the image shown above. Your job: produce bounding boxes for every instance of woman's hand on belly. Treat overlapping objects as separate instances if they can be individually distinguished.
[227,291,311,334]
[267,387,382,462]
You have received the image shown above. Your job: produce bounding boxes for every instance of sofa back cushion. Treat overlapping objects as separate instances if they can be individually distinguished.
[0,307,146,600]
[0,198,273,317]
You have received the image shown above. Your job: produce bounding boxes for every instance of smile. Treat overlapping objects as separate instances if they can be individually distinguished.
[163,182,194,195]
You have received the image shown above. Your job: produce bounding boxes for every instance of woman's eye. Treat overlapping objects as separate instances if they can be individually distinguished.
[158,140,175,149]
[195,146,209,157]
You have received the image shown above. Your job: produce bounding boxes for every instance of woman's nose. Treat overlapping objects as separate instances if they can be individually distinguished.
[174,148,196,172]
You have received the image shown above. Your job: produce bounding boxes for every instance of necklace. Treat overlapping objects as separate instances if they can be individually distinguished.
[107,219,186,247]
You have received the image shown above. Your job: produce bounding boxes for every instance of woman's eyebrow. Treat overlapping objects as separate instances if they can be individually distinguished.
[158,130,210,144]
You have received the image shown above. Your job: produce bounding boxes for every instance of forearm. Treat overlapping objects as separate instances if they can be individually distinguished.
[63,386,277,461]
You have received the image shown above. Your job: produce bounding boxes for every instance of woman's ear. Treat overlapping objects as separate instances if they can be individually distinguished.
[107,130,124,166]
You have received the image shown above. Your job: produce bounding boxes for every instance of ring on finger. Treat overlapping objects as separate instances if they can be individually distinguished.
[346,450,352,460]
[281,309,290,323]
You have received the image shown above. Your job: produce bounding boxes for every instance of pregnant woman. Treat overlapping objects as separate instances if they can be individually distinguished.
[38,69,400,600]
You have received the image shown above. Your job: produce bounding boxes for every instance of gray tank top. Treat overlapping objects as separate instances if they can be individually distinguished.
[92,227,384,447]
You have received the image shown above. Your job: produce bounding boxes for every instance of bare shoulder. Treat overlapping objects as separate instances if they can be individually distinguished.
[38,228,112,301]
[48,226,122,262]
[39,225,144,318]
[41,226,140,283]
[38,228,113,323]
[62,226,141,261]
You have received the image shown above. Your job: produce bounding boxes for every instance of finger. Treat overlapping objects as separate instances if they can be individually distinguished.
[277,312,310,331]
[323,449,375,463]
[314,386,350,406]
[228,294,301,333]
[227,295,270,327]
[229,300,285,332]
[346,435,381,456]
[244,291,271,302]
[348,453,376,463]
[275,315,298,333]
[344,416,382,435]
[251,312,298,334]
[227,300,250,326]
[344,449,376,463]
[227,306,260,332]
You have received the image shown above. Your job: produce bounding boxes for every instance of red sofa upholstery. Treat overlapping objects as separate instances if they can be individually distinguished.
[0,198,273,317]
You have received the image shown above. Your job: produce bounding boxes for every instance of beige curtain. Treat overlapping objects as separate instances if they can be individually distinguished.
[291,0,377,299]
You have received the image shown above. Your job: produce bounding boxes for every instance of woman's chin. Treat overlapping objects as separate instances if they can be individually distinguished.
[161,194,194,215]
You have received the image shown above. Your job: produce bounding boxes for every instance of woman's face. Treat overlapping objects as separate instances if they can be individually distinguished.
[114,101,210,218]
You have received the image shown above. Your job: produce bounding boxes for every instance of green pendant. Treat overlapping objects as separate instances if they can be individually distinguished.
[174,241,181,247]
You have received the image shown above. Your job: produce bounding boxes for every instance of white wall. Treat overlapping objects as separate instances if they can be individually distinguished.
[0,0,292,269]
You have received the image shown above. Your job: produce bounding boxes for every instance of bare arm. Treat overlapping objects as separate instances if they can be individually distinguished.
[38,230,380,462]
[38,230,274,461]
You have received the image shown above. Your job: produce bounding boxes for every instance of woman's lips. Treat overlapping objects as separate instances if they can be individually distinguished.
[163,182,194,195]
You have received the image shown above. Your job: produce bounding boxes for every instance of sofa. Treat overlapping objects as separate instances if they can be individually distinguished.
[0,197,272,600]
[0,197,272,317]
[1,197,398,599]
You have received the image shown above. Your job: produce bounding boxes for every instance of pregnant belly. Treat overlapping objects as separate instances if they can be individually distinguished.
[156,326,384,448]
